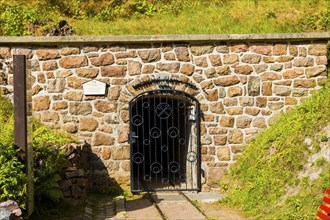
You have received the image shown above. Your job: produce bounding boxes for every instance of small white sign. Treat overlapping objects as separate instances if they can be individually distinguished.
[83,80,106,95]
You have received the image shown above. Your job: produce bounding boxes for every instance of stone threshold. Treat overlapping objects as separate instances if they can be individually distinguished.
[0,32,329,45]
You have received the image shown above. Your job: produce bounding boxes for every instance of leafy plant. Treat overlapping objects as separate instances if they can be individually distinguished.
[223,82,330,218]
[0,95,75,214]
[0,143,27,208]
[314,157,326,167]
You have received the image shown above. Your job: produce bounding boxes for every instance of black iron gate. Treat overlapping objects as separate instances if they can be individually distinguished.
[129,89,201,192]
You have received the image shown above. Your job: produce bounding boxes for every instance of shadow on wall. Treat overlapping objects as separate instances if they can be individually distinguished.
[86,143,124,196]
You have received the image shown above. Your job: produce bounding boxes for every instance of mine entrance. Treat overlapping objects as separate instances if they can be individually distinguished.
[129,89,201,192]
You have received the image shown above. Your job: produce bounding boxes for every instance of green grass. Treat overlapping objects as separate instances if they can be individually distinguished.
[0,0,329,36]
[72,0,330,35]
[221,82,330,219]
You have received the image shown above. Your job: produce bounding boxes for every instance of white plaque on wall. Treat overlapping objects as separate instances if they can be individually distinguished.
[83,80,107,95]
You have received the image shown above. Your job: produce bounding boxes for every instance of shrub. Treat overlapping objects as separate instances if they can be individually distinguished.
[0,95,75,213]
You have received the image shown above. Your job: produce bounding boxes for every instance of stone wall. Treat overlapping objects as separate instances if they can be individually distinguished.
[0,33,328,190]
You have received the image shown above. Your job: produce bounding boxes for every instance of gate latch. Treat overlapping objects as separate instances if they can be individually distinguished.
[128,132,138,144]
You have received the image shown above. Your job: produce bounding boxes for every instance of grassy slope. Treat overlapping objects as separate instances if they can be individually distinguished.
[222,81,330,219]
[0,0,329,36]
[72,0,330,35]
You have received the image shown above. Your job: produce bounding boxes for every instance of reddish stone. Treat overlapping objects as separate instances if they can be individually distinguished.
[285,97,297,105]
[209,128,227,135]
[180,64,194,76]
[236,116,252,128]
[260,72,282,81]
[194,57,208,67]
[245,108,260,116]
[67,77,87,89]
[33,96,50,111]
[276,56,294,62]
[64,91,83,101]
[60,47,80,55]
[138,49,161,63]
[175,47,190,61]
[41,111,59,122]
[268,102,284,110]
[79,117,98,131]
[273,44,287,55]
[69,102,92,115]
[253,117,267,128]
[92,132,114,146]
[36,49,60,60]
[101,66,127,77]
[37,73,46,83]
[115,51,136,59]
[226,107,243,115]
[250,45,272,55]
[223,98,238,106]
[315,56,328,65]
[142,65,155,74]
[256,97,267,107]
[223,54,239,64]
[210,102,225,114]
[240,97,254,106]
[263,56,275,63]
[220,116,234,127]
[164,53,175,60]
[306,66,327,78]
[59,56,88,68]
[234,65,253,75]
[308,44,327,56]
[57,70,73,77]
[117,125,129,143]
[289,45,298,56]
[214,75,240,86]
[102,147,111,160]
[209,54,222,66]
[217,146,230,160]
[228,130,243,144]
[77,68,99,78]
[205,68,217,78]
[52,101,68,110]
[216,66,231,75]
[227,86,242,97]
[90,53,115,66]
[156,62,180,73]
[230,43,248,52]
[94,100,117,113]
[42,61,58,71]
[283,69,304,79]
[294,79,316,88]
[206,89,218,101]
[128,60,142,75]
[299,47,307,57]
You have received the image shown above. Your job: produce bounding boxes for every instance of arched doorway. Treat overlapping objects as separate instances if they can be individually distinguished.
[129,89,201,192]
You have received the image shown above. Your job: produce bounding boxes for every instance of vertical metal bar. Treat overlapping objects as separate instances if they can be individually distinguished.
[13,55,34,216]
[196,101,201,192]
[141,96,145,191]
[129,99,134,191]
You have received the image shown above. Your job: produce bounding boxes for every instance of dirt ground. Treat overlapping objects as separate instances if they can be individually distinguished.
[199,202,248,220]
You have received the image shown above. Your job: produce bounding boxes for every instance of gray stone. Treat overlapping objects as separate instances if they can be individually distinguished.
[65,169,85,179]
[47,78,66,93]
[248,76,260,96]
[0,208,11,220]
